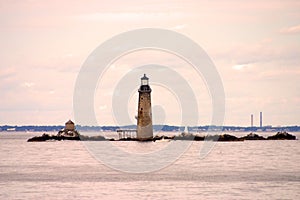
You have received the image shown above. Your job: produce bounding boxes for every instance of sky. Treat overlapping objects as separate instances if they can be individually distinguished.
[0,0,299,126]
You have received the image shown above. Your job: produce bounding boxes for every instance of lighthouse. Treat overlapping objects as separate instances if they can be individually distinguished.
[137,74,153,140]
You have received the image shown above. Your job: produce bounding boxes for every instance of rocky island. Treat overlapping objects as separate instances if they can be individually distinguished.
[28,120,105,142]
[27,120,297,142]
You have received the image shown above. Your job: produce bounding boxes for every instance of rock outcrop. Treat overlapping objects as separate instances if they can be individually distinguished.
[216,134,244,142]
[240,133,266,140]
[27,133,80,142]
[27,132,107,142]
[57,128,79,137]
[153,135,175,142]
[267,131,296,140]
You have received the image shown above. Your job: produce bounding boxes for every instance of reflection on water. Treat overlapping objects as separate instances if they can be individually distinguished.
[0,132,299,199]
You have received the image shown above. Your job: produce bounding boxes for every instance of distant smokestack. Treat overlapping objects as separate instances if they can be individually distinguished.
[251,114,253,127]
[260,112,262,128]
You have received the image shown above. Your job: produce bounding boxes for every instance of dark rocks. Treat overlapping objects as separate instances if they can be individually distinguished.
[153,135,175,142]
[193,135,205,141]
[27,131,297,142]
[27,133,50,142]
[119,137,139,141]
[238,132,296,141]
[27,133,80,142]
[174,134,243,141]
[202,135,219,141]
[174,135,197,141]
[217,134,244,142]
[174,134,243,142]
[170,132,296,142]
[27,133,107,142]
[267,131,296,140]
[57,129,79,137]
[240,133,266,140]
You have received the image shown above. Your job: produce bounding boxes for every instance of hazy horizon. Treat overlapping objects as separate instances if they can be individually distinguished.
[1,123,299,128]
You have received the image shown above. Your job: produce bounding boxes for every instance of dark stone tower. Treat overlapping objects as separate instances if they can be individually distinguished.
[137,74,153,140]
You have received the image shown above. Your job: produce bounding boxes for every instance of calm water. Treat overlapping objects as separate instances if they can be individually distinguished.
[0,132,299,200]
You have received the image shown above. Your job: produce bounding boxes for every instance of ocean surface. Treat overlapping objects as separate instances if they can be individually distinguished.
[0,131,299,200]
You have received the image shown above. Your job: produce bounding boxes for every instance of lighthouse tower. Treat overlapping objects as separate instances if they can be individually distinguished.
[137,74,153,140]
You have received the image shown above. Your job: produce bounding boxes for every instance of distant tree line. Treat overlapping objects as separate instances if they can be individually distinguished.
[0,125,299,132]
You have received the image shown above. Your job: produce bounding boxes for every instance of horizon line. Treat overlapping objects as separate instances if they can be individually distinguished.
[0,124,299,128]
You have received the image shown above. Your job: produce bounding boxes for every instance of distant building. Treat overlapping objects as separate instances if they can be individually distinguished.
[137,74,153,140]
[57,120,79,137]
[65,120,75,131]
[260,112,263,128]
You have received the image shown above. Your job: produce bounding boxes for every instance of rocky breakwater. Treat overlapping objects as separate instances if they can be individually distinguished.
[27,130,296,142]
[172,131,296,141]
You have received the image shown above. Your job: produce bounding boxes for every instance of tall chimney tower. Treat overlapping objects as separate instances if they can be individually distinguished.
[137,74,153,140]
[260,112,262,128]
[251,114,253,127]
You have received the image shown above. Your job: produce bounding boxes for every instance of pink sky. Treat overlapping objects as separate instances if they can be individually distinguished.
[0,0,299,126]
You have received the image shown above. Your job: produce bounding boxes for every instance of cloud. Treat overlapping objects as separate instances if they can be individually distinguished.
[280,25,300,34]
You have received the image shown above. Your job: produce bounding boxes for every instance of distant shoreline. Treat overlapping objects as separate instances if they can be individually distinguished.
[1,125,300,132]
